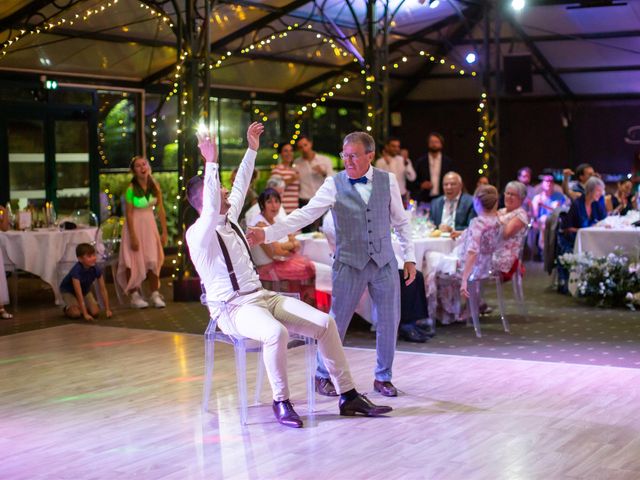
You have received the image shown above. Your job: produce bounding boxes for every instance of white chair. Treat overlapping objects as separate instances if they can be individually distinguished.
[468,222,532,338]
[95,216,124,306]
[201,290,317,426]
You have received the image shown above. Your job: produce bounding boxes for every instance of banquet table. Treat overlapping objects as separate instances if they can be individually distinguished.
[0,227,98,304]
[296,232,455,323]
[574,227,640,258]
[296,233,455,270]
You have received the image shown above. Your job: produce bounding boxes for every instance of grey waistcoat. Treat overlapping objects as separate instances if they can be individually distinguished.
[331,168,396,270]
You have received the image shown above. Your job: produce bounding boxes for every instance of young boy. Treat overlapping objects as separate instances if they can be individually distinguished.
[60,243,112,321]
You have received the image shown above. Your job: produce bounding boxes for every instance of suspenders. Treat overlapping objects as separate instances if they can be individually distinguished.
[215,217,257,292]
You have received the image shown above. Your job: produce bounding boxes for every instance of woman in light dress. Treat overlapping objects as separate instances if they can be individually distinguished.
[116,157,167,309]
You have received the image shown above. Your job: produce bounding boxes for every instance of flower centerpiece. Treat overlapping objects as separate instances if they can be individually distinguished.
[558,249,640,309]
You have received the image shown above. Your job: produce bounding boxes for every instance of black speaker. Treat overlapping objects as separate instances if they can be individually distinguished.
[504,54,532,94]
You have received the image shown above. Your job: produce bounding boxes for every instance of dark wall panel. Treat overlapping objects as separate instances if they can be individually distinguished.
[396,98,640,190]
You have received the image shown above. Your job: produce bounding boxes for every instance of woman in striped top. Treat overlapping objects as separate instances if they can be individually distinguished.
[271,143,300,214]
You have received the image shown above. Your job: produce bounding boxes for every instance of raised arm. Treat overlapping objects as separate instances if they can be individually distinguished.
[227,122,264,222]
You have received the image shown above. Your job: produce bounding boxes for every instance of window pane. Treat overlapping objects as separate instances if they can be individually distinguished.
[219,98,251,169]
[8,119,46,209]
[145,95,178,170]
[98,91,137,169]
[55,120,90,215]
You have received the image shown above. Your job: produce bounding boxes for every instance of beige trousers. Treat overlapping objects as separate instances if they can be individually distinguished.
[216,290,355,401]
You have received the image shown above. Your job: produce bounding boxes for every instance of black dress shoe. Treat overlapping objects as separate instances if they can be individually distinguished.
[315,376,338,396]
[272,400,303,428]
[373,380,398,397]
[398,325,428,343]
[339,393,392,417]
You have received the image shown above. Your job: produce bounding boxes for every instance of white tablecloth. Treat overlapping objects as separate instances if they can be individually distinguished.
[296,234,455,323]
[575,227,640,258]
[0,228,98,304]
[296,234,455,270]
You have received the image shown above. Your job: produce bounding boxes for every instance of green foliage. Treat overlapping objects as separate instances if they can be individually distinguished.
[559,249,640,308]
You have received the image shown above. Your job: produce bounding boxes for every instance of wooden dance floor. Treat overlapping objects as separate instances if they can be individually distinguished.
[2,324,640,479]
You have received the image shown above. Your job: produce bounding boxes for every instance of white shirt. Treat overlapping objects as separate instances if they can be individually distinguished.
[186,149,262,303]
[375,155,416,196]
[264,166,416,264]
[294,153,334,200]
[428,152,442,197]
[441,193,461,228]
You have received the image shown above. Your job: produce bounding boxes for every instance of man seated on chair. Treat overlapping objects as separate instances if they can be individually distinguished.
[186,122,392,429]
[430,171,476,239]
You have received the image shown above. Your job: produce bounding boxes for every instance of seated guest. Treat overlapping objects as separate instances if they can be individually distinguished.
[532,174,567,254]
[562,176,607,246]
[248,188,315,286]
[496,181,529,280]
[245,176,287,225]
[605,179,636,215]
[375,137,416,207]
[557,176,607,293]
[271,143,300,214]
[430,171,476,238]
[60,243,112,321]
[426,186,502,322]
[0,205,11,319]
[188,123,391,428]
[476,175,490,188]
[562,163,596,201]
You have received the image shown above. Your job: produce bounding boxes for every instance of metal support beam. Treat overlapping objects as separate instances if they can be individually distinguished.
[0,0,54,33]
[391,5,484,106]
[209,0,310,51]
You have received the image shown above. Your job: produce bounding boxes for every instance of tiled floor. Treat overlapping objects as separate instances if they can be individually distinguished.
[2,263,639,368]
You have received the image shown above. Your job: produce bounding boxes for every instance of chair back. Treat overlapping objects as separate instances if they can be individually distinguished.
[70,209,99,228]
[96,216,123,261]
[470,222,503,281]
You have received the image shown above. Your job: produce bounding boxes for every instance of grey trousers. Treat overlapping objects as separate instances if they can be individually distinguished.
[317,258,400,382]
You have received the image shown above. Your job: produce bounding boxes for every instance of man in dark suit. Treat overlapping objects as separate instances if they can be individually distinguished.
[412,132,454,204]
[430,171,475,237]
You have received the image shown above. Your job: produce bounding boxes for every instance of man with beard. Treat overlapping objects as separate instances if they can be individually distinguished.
[413,132,454,205]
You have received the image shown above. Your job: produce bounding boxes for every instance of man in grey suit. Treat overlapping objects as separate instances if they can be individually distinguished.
[248,132,416,397]
[430,171,476,238]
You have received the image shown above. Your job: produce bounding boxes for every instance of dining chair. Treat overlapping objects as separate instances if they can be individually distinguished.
[201,289,317,426]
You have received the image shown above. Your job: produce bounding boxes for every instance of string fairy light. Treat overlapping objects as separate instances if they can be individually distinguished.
[476,92,491,176]
[1,0,121,57]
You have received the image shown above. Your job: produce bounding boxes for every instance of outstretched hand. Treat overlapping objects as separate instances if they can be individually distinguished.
[246,226,266,246]
[247,122,265,151]
[196,130,218,163]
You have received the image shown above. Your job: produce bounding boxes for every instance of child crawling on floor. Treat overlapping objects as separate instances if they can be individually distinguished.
[60,243,112,321]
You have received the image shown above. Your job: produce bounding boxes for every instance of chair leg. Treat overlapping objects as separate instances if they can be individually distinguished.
[254,350,264,406]
[234,341,249,426]
[304,337,317,414]
[202,338,216,412]
[495,278,510,334]
[468,281,482,338]
[514,273,528,318]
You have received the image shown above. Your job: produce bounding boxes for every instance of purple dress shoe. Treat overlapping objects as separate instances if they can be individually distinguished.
[272,400,303,428]
[373,380,398,397]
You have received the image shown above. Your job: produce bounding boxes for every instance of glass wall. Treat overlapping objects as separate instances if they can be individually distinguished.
[7,119,46,210]
[97,90,138,169]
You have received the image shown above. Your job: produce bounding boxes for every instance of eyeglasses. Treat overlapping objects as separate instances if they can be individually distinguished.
[339,152,368,161]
